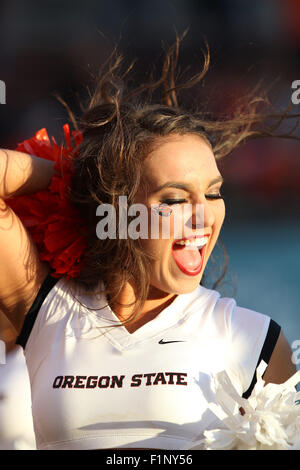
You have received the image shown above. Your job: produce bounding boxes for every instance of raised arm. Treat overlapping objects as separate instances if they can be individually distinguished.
[0,148,55,199]
[0,148,55,333]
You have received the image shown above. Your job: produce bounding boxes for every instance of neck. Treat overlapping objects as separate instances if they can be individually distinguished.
[109,282,177,332]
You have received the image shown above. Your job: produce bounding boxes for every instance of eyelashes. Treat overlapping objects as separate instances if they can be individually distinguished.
[161,193,223,205]
[161,199,187,205]
[153,192,224,217]
[205,192,223,200]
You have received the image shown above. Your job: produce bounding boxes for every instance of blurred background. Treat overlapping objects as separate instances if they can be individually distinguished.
[0,0,299,363]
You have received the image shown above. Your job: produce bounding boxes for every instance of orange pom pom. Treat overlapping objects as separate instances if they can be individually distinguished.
[7,125,86,279]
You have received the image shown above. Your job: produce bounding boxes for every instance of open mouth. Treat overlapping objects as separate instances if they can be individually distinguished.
[171,235,209,276]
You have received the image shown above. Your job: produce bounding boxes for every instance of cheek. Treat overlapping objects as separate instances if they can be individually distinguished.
[211,199,225,231]
[206,201,225,256]
[217,200,226,227]
[139,208,176,256]
[139,237,172,262]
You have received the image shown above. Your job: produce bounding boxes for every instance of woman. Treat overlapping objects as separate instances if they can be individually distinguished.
[0,38,297,450]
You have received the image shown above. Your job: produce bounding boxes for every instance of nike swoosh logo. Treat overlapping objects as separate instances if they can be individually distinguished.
[158,339,186,345]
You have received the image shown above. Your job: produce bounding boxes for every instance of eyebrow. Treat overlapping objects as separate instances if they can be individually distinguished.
[151,176,224,193]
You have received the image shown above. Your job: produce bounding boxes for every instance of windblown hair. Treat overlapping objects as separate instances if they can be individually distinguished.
[67,33,298,323]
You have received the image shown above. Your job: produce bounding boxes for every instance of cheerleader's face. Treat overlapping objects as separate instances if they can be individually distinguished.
[136,133,225,296]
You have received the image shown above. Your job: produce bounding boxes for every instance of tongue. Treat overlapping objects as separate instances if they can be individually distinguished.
[172,244,202,273]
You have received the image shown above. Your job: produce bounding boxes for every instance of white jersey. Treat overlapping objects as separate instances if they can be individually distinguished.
[17,274,280,450]
[0,346,36,450]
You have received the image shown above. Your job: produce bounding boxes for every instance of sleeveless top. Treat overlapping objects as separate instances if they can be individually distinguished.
[16,275,280,450]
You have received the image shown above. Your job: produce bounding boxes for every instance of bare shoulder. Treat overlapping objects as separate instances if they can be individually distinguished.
[263,331,297,385]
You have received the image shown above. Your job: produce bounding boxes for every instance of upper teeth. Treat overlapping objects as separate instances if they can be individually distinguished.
[175,237,209,247]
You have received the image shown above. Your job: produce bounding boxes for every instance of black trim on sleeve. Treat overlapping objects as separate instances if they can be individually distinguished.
[16,274,59,349]
[242,319,281,399]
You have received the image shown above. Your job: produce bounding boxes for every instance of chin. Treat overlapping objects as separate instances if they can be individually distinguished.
[159,273,204,296]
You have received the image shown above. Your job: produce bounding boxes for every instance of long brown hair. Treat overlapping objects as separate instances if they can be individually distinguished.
[67,32,299,324]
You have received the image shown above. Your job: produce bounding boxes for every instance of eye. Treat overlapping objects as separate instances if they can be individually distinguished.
[160,199,188,205]
[205,193,223,200]
[205,187,224,200]
[152,199,188,217]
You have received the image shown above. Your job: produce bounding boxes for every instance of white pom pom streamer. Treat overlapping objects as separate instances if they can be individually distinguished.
[192,361,300,450]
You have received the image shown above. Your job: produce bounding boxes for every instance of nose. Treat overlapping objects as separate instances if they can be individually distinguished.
[191,198,215,231]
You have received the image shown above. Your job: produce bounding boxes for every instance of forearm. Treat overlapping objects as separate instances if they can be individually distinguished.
[0,148,56,199]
